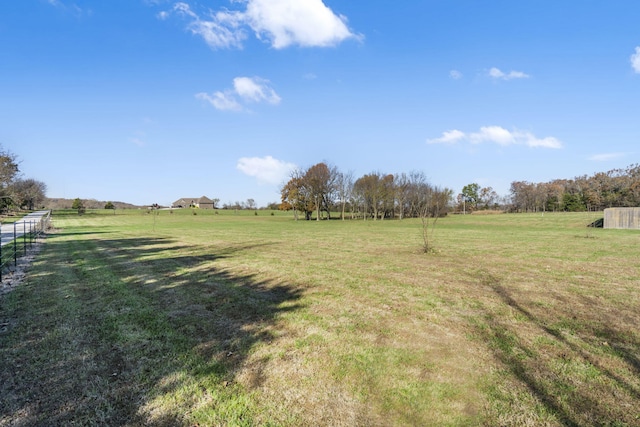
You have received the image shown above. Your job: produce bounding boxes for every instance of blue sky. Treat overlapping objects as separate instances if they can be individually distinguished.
[2,0,639,207]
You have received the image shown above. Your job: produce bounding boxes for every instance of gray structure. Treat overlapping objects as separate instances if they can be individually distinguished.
[172,196,215,209]
[603,207,640,229]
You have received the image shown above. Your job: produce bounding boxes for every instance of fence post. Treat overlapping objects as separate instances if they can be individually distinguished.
[23,221,27,255]
[13,222,17,266]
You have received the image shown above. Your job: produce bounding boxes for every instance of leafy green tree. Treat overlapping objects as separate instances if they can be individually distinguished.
[72,198,86,214]
[562,193,586,212]
[105,201,115,209]
[461,183,480,209]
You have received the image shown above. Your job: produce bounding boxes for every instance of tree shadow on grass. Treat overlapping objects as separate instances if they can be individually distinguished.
[0,234,303,426]
[468,269,640,426]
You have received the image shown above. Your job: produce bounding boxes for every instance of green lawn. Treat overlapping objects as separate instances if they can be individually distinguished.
[1,208,639,426]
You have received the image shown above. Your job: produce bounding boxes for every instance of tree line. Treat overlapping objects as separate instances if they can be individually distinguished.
[280,162,453,220]
[0,146,47,212]
[509,164,640,212]
[6,142,637,215]
[280,162,640,219]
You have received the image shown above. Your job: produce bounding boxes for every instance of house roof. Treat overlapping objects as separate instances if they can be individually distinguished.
[172,196,214,206]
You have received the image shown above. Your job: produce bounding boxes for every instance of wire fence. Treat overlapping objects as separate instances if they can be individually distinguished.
[0,211,51,281]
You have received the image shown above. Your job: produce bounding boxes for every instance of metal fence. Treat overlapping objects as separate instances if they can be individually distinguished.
[0,211,51,280]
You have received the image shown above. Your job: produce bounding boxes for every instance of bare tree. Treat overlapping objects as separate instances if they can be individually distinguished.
[302,162,340,220]
[379,174,395,220]
[420,186,452,253]
[11,178,47,210]
[336,170,354,220]
[353,172,381,220]
[394,172,410,220]
[479,186,499,210]
[407,171,428,218]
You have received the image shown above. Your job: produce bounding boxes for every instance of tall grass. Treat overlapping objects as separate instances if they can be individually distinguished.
[1,209,639,426]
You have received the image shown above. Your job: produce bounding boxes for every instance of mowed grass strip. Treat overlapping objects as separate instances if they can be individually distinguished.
[1,209,639,426]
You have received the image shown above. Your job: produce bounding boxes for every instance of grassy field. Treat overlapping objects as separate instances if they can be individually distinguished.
[1,208,639,426]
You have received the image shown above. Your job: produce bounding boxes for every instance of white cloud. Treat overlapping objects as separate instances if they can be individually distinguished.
[517,132,562,149]
[195,91,243,111]
[427,129,465,144]
[449,70,463,80]
[244,0,359,48]
[488,68,505,79]
[427,126,562,149]
[233,77,281,104]
[196,76,280,111]
[163,0,359,49]
[488,67,530,80]
[589,152,626,162]
[237,156,297,185]
[172,2,246,49]
[470,126,514,145]
[631,47,640,74]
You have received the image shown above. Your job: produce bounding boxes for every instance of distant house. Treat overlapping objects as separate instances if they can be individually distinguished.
[172,196,215,209]
[603,207,640,229]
